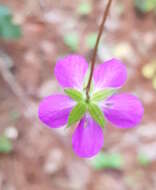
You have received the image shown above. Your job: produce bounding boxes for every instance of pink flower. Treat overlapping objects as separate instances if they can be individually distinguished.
[38,55,144,158]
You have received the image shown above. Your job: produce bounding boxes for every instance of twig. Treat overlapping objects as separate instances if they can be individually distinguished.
[0,51,31,114]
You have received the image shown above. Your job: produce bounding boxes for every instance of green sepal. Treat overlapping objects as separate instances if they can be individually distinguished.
[67,101,87,127]
[64,88,84,102]
[88,102,105,128]
[91,88,116,102]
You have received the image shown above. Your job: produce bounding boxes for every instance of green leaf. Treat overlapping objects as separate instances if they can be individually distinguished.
[68,102,87,127]
[0,5,21,39]
[88,102,105,128]
[64,88,84,101]
[64,33,78,51]
[0,5,11,19]
[91,152,123,169]
[86,33,97,49]
[134,0,156,13]
[0,23,21,39]
[91,89,116,102]
[0,136,12,153]
[77,2,92,15]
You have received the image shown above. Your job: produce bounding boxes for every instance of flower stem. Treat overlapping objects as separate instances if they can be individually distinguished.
[86,0,113,99]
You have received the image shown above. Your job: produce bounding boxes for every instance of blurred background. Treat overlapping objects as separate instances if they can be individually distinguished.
[0,0,156,189]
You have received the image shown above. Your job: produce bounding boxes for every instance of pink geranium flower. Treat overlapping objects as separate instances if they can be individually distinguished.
[38,55,144,158]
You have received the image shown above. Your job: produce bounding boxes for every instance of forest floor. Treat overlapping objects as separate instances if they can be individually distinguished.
[0,0,156,190]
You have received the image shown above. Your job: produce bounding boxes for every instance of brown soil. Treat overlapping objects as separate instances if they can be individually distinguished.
[0,0,156,190]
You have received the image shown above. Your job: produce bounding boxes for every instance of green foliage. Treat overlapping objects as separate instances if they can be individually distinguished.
[137,153,150,166]
[77,2,92,15]
[0,5,11,18]
[0,135,12,153]
[88,102,105,128]
[134,0,156,13]
[64,88,84,102]
[86,33,97,49]
[91,152,123,169]
[0,5,21,39]
[68,102,87,127]
[64,33,79,51]
[91,88,116,102]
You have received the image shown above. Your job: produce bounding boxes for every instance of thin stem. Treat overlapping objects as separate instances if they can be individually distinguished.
[86,0,113,99]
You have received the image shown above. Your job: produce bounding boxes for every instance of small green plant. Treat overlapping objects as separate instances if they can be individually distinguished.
[90,152,124,169]
[0,135,12,153]
[134,0,156,13]
[64,33,79,51]
[0,5,21,39]
[77,2,92,15]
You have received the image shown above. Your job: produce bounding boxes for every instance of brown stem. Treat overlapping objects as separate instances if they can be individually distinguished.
[86,0,113,99]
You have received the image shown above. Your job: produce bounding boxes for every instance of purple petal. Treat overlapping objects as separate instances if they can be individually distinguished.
[72,115,104,158]
[39,94,75,128]
[55,54,88,89]
[93,59,127,90]
[103,93,144,128]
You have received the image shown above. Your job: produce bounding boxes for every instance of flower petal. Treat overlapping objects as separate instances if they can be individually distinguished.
[72,115,104,158]
[55,54,88,89]
[93,59,127,90]
[103,93,144,128]
[39,94,75,128]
